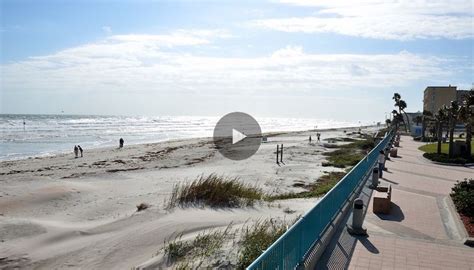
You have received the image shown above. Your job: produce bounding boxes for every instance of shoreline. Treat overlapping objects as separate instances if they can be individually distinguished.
[0,124,377,163]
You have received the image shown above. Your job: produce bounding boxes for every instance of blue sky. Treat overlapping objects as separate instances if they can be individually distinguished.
[1,0,473,121]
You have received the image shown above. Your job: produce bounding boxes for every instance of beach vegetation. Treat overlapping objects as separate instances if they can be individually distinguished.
[324,137,358,143]
[166,174,263,209]
[451,179,474,220]
[322,137,374,168]
[450,179,474,236]
[163,224,233,265]
[160,219,296,269]
[237,218,295,269]
[266,171,346,200]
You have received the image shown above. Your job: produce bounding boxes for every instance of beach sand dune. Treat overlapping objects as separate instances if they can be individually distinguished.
[0,127,376,269]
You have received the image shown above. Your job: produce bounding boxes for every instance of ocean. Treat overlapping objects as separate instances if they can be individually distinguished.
[0,114,369,160]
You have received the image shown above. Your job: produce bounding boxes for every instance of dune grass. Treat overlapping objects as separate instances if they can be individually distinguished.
[160,219,295,269]
[163,225,233,264]
[237,218,296,269]
[267,171,346,201]
[322,150,365,168]
[322,138,374,168]
[166,174,263,209]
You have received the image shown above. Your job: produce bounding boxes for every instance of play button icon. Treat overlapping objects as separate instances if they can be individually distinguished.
[213,112,262,160]
[232,129,247,144]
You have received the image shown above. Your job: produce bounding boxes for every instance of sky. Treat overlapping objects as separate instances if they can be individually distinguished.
[0,0,473,122]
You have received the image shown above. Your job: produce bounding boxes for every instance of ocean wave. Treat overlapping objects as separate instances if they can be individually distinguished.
[0,114,373,160]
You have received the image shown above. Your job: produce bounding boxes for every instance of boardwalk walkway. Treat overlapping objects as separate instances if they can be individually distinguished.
[316,136,474,270]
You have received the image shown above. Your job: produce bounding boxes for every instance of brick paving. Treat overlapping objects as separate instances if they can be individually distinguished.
[317,136,474,270]
[349,136,474,270]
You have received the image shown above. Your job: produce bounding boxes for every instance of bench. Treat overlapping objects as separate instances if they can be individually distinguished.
[373,185,392,214]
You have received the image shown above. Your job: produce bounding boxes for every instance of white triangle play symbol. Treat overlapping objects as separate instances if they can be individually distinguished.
[232,129,247,144]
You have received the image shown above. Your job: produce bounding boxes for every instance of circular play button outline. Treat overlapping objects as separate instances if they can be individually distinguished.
[213,112,262,161]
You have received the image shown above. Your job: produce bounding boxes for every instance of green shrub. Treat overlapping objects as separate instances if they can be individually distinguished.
[166,174,263,208]
[450,179,474,220]
[423,153,470,164]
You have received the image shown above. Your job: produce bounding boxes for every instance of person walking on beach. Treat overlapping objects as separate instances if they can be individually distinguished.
[74,145,79,158]
[378,150,385,178]
[309,135,312,143]
[78,145,83,157]
[119,138,124,148]
[317,133,321,142]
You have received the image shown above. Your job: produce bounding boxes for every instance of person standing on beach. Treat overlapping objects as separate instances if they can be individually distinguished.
[119,138,124,148]
[317,133,321,142]
[309,136,312,143]
[74,145,78,158]
[378,150,385,178]
[78,145,83,157]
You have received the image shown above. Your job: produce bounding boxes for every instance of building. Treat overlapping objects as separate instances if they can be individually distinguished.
[423,86,456,113]
[423,85,470,113]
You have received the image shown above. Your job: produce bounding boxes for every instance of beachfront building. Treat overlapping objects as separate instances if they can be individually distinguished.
[423,85,470,113]
[423,85,456,113]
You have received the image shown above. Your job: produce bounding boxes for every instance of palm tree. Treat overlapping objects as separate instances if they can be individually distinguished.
[393,93,410,132]
[414,115,422,126]
[434,107,448,154]
[391,110,403,130]
[421,110,433,141]
[458,90,473,157]
[447,101,460,158]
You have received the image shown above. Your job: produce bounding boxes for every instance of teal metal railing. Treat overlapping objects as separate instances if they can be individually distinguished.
[247,131,393,270]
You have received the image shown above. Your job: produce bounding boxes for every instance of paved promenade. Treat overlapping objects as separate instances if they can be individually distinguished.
[316,136,474,270]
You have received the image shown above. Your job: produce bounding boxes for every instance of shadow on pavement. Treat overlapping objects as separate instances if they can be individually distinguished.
[375,202,404,222]
[356,236,379,254]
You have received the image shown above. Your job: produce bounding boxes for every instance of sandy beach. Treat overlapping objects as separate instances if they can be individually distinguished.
[0,126,378,269]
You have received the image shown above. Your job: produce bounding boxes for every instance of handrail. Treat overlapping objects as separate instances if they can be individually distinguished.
[247,131,393,270]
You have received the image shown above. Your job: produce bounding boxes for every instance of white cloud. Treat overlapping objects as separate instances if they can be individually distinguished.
[253,0,473,40]
[1,32,456,99]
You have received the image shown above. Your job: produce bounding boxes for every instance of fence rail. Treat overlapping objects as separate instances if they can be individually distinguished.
[247,131,393,270]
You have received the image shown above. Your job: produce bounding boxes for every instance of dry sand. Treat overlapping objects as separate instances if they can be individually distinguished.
[0,126,378,269]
